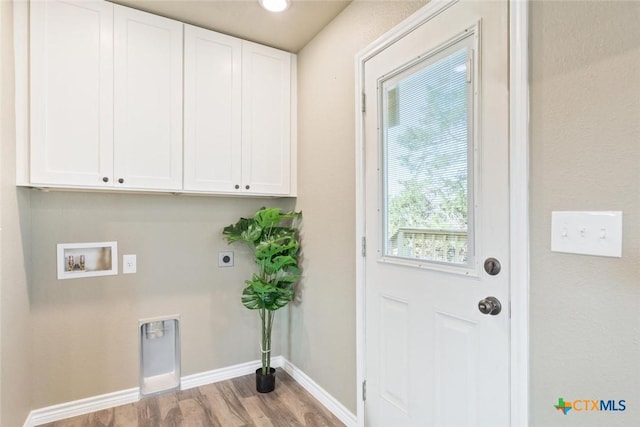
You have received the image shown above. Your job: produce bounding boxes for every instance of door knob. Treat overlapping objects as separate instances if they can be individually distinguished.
[484,257,501,275]
[478,296,502,315]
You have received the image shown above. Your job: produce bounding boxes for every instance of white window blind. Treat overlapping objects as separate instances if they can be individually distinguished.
[382,42,473,265]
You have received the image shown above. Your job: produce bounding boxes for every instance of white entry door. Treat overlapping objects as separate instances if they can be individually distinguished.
[363,1,510,426]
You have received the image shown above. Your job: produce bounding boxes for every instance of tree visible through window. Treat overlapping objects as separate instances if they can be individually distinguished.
[382,42,473,265]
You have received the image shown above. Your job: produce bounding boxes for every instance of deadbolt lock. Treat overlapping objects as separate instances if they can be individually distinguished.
[484,257,501,275]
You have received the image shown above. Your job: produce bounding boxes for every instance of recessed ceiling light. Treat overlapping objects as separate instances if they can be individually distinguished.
[259,0,291,13]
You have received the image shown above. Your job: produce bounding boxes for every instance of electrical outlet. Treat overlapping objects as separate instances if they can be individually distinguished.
[123,254,137,274]
[218,251,234,267]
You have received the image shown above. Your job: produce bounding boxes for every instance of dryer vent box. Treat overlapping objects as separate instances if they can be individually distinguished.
[139,317,180,397]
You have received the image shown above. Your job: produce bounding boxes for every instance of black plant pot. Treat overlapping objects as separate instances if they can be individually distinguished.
[255,367,276,393]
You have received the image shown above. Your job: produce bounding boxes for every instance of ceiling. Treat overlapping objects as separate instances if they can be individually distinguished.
[109,0,352,53]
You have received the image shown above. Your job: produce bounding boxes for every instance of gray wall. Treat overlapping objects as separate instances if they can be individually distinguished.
[530,1,640,425]
[0,0,32,425]
[290,0,426,414]
[29,191,294,408]
[5,0,640,423]
[1,0,425,418]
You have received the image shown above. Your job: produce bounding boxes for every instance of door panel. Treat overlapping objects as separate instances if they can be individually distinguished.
[434,312,478,425]
[379,295,410,412]
[364,1,510,426]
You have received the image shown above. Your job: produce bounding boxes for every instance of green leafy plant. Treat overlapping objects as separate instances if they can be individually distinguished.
[223,207,302,376]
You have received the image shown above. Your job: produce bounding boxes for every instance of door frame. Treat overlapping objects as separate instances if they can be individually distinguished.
[354,1,530,426]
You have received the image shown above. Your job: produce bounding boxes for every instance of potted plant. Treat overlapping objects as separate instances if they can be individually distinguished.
[223,207,302,393]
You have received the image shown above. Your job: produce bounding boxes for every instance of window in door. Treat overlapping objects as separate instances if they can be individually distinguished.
[381,34,475,268]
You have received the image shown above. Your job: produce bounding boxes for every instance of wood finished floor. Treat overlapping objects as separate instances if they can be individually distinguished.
[38,369,345,427]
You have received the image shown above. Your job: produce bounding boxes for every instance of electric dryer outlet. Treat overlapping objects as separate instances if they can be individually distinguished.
[218,251,234,267]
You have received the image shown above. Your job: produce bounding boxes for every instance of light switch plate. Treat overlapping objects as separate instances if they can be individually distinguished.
[551,211,622,258]
[123,254,137,274]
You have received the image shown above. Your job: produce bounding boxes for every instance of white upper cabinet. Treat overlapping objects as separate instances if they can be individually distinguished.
[184,32,294,195]
[23,1,295,196]
[241,41,292,195]
[113,6,183,190]
[29,1,183,191]
[30,0,114,187]
[183,24,242,192]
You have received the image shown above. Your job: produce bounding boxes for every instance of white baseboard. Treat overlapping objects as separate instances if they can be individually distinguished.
[26,387,139,427]
[281,359,358,427]
[22,412,33,427]
[180,355,283,390]
[22,355,357,427]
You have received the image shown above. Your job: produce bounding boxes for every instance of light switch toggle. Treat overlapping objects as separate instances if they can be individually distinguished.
[551,211,622,258]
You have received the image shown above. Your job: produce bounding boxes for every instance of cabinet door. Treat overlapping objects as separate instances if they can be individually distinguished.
[183,25,242,192]
[113,6,183,190]
[30,0,114,187]
[241,41,292,195]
